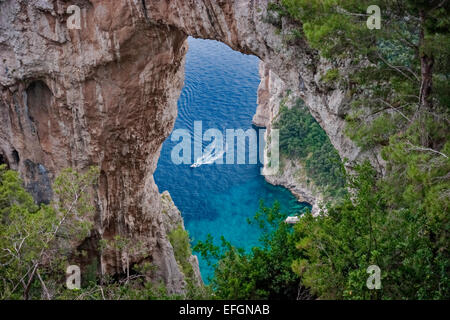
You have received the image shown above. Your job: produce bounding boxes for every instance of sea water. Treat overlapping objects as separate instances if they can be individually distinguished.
[154,37,309,281]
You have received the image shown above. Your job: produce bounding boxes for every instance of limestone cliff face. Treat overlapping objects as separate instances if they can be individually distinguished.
[252,61,285,129]
[0,0,192,293]
[160,191,203,287]
[0,0,380,292]
[253,61,322,214]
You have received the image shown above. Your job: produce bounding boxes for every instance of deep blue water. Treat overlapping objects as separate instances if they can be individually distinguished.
[154,37,309,281]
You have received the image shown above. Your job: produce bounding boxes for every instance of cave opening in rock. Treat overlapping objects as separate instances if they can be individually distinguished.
[11,150,20,165]
[26,80,52,144]
[0,152,9,168]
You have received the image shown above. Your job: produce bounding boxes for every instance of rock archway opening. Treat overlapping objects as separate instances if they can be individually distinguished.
[0,0,357,294]
[153,37,307,281]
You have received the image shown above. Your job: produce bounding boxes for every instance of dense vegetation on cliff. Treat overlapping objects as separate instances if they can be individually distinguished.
[197,0,449,300]
[277,0,449,299]
[0,165,98,299]
[0,165,208,300]
[275,99,346,198]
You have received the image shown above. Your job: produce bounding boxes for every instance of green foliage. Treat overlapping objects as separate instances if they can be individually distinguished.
[194,201,311,300]
[277,0,449,58]
[321,68,340,84]
[265,0,449,300]
[0,165,209,300]
[273,0,450,148]
[168,225,195,280]
[345,111,401,150]
[0,165,99,300]
[57,275,175,300]
[274,99,346,197]
[57,257,209,300]
[0,165,211,300]
[292,161,449,299]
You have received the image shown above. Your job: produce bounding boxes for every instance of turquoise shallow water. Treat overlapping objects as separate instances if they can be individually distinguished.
[154,37,309,281]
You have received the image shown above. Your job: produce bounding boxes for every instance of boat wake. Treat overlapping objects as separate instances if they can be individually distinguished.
[191,142,227,168]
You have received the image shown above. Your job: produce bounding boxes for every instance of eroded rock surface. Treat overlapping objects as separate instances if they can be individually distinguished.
[160,191,203,287]
[1,0,191,293]
[253,61,322,214]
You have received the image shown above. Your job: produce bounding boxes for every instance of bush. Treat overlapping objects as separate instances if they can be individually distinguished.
[194,201,312,300]
[168,225,195,280]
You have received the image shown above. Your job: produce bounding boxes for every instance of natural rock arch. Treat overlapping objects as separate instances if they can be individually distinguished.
[0,0,380,293]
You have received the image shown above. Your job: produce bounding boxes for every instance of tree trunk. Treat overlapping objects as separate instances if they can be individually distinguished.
[419,10,434,110]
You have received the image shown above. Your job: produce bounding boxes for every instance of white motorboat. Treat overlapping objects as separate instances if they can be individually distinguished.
[285,216,300,224]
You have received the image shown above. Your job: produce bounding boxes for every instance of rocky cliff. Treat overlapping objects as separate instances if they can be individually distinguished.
[253,61,322,214]
[0,0,380,292]
[0,0,193,293]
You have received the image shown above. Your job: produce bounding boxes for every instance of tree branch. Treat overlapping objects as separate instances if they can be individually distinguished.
[375,98,411,122]
[36,269,51,300]
[406,141,448,158]
[376,51,419,82]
